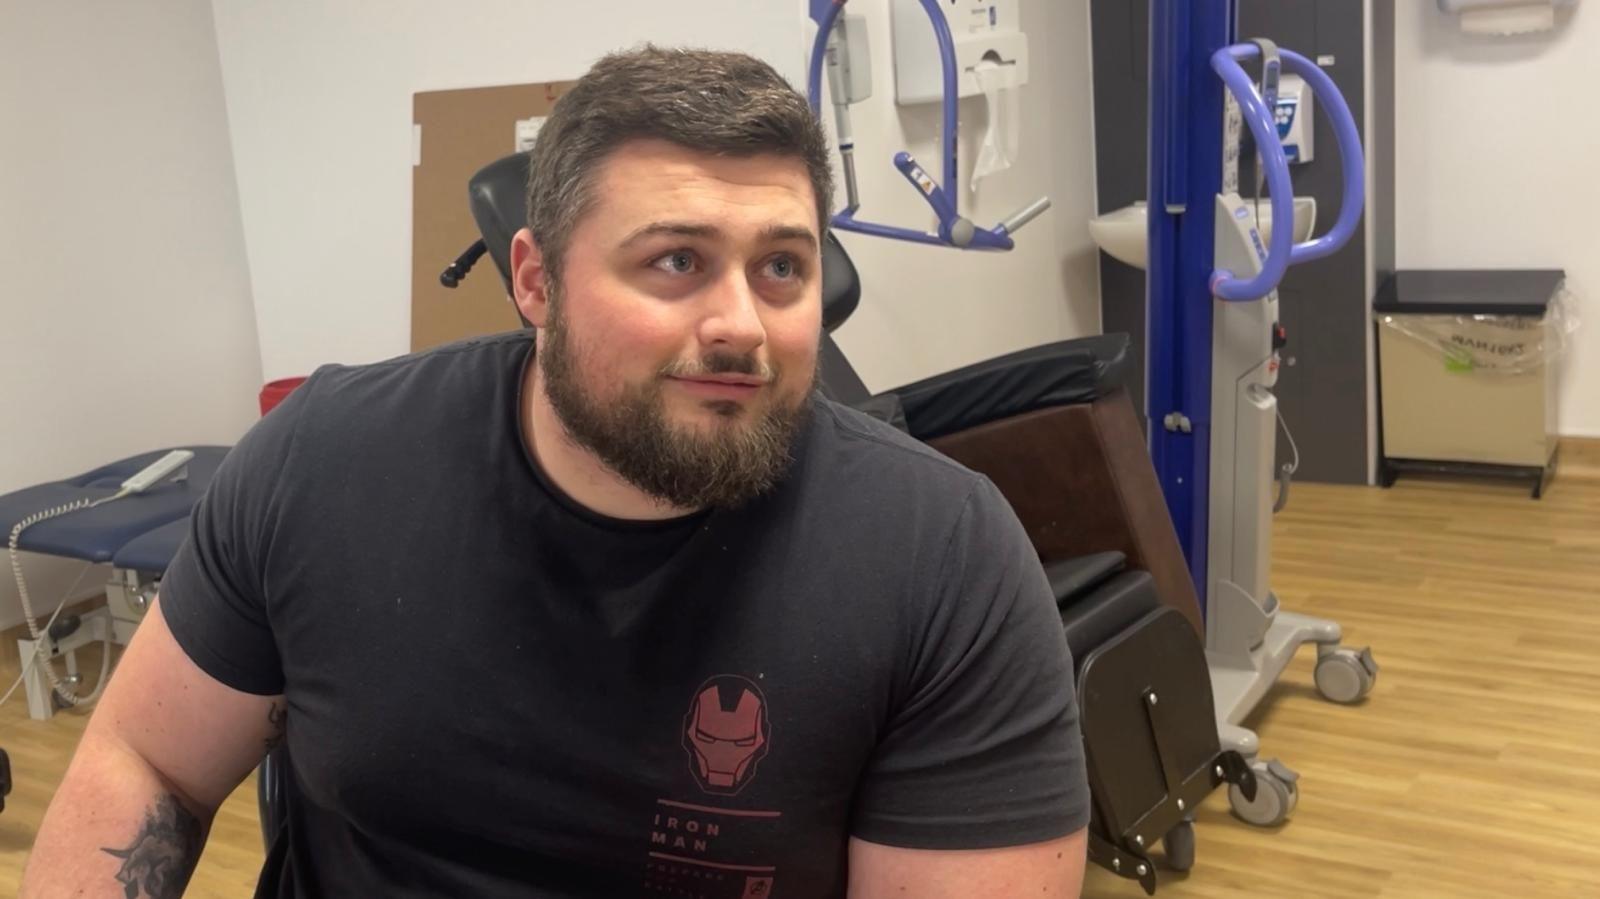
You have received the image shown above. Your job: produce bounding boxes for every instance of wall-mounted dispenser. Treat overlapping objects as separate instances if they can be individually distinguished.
[1275,73,1314,164]
[891,0,1029,105]
[1437,0,1577,34]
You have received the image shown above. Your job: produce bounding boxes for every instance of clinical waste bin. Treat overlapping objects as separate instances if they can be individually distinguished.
[1374,269,1571,497]
[259,377,308,417]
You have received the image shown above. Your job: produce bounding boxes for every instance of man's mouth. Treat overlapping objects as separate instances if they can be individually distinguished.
[668,375,766,400]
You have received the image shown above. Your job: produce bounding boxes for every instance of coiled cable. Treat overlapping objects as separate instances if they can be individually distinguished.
[8,491,127,709]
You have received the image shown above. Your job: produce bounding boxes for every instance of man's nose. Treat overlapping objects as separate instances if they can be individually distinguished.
[698,270,767,355]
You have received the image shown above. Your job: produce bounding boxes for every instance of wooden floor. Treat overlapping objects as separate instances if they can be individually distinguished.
[1084,462,1600,899]
[0,464,1597,897]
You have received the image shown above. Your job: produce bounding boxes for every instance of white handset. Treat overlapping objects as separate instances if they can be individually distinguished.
[120,449,195,495]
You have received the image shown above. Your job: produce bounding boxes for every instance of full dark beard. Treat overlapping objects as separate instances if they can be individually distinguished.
[537,298,812,511]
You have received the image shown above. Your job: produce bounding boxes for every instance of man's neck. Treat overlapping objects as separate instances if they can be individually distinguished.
[521,363,697,522]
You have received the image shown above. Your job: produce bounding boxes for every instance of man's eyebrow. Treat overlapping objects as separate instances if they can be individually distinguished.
[618,221,722,249]
[758,224,819,251]
[617,221,818,251]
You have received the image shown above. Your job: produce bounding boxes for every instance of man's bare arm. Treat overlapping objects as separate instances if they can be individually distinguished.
[21,599,284,897]
[847,829,1088,899]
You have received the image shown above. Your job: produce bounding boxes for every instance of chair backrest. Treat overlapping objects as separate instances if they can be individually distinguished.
[463,152,864,334]
[464,153,530,299]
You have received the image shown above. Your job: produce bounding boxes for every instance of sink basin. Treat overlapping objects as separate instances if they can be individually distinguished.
[1089,197,1318,270]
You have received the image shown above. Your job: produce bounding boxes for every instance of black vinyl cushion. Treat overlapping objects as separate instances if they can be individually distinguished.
[887,333,1132,442]
[1058,570,1161,664]
[819,231,861,332]
[820,334,873,407]
[1044,552,1127,608]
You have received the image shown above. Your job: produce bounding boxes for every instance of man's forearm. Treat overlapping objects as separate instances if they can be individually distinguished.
[22,731,210,898]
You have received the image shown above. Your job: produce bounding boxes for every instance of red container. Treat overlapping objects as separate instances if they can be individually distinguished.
[259,377,308,417]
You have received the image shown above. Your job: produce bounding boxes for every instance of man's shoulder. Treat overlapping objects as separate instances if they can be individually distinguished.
[807,396,990,506]
[254,331,531,473]
[272,331,529,438]
[301,330,532,405]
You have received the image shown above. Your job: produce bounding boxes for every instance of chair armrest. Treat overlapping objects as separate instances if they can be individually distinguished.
[887,333,1131,441]
[1044,552,1127,608]
[1059,570,1162,664]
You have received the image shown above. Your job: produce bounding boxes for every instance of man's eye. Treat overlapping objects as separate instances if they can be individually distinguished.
[766,256,799,280]
[652,251,698,275]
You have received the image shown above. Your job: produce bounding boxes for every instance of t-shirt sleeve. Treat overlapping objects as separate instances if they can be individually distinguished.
[850,475,1091,850]
[159,377,316,696]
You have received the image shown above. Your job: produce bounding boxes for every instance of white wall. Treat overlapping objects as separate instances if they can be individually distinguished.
[211,0,1100,392]
[1393,2,1599,435]
[212,0,811,382]
[0,1,261,627]
[1043,1,1104,340]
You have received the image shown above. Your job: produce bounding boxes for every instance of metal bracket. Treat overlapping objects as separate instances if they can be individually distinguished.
[1143,688,1185,797]
[1216,749,1258,802]
[1124,693,1258,863]
[1089,830,1157,896]
[106,568,158,625]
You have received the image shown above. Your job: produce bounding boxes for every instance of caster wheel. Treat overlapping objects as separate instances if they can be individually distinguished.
[1316,646,1378,704]
[1229,759,1298,827]
[1163,820,1195,872]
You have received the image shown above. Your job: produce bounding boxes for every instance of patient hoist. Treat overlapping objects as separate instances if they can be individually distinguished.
[1148,7,1378,827]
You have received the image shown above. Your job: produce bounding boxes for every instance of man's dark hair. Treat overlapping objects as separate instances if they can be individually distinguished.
[525,45,835,291]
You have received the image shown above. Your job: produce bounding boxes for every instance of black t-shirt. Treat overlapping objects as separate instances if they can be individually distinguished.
[160,331,1090,898]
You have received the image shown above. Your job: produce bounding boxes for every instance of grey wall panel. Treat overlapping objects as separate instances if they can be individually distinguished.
[1277,0,1369,485]
[1090,0,1150,424]
[1373,0,1396,280]
[1092,0,1149,214]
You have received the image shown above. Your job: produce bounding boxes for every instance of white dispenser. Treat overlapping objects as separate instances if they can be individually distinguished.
[1274,73,1314,164]
[891,0,1029,106]
[1437,0,1577,34]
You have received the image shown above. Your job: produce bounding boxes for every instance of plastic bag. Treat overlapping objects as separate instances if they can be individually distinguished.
[1379,286,1581,375]
[971,60,1021,194]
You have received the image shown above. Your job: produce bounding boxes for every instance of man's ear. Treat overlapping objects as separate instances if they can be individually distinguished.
[510,227,551,328]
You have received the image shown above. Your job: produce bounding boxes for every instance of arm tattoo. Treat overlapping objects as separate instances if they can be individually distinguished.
[100,793,203,899]
[265,702,288,753]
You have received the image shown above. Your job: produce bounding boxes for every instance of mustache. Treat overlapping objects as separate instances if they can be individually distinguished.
[659,352,777,382]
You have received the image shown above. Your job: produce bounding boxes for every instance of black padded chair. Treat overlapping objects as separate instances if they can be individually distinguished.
[258,152,1255,894]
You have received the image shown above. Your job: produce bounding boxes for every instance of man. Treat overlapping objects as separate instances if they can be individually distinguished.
[24,46,1089,897]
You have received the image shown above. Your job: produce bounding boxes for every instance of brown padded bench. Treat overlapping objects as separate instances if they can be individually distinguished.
[833,330,1204,640]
